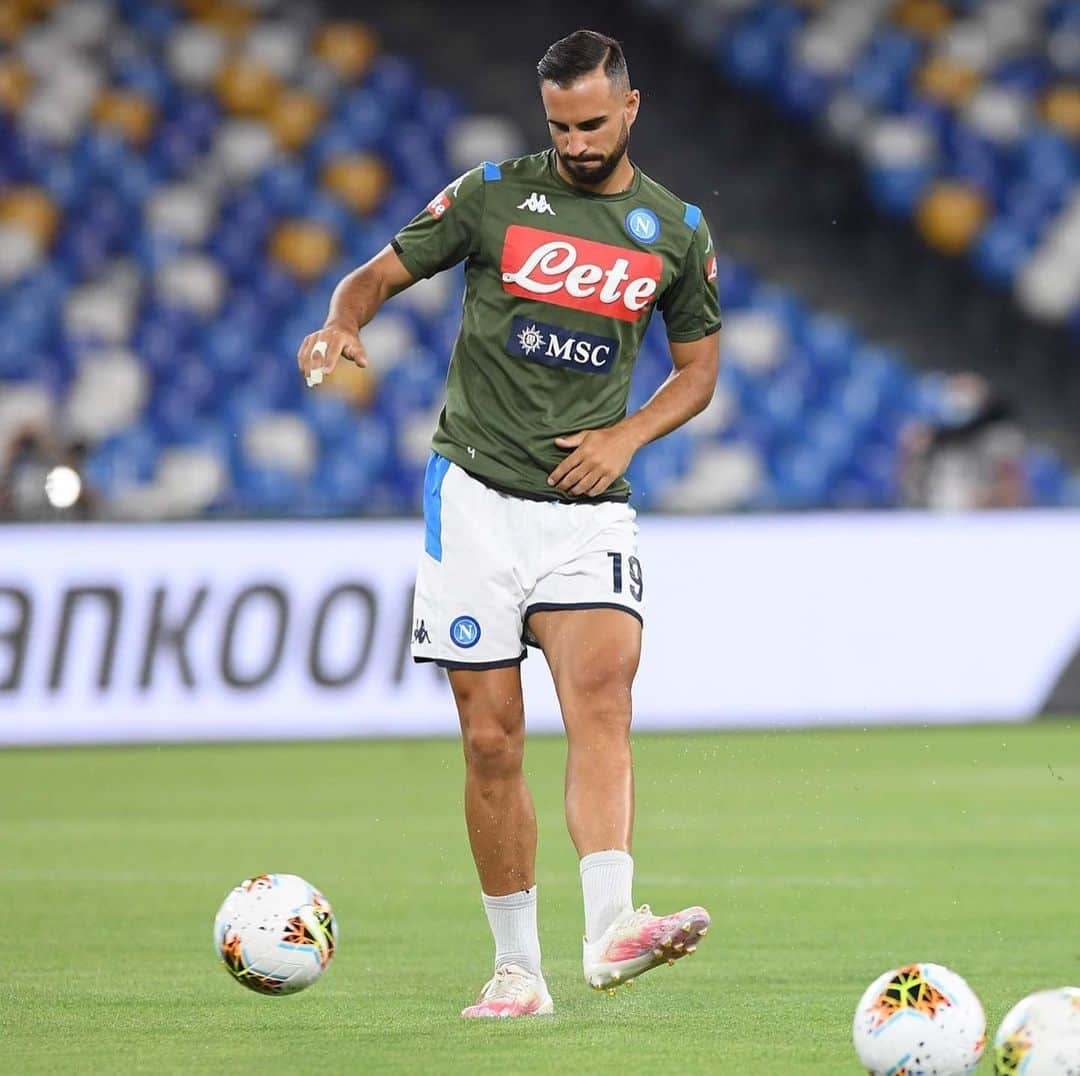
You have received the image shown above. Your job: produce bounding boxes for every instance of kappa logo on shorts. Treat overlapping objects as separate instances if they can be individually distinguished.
[507,316,618,375]
[450,615,482,649]
[413,619,431,645]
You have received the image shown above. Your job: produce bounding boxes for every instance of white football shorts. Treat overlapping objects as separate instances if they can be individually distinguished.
[411,453,645,669]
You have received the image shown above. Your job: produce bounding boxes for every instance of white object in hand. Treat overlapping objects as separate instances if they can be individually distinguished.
[306,339,328,387]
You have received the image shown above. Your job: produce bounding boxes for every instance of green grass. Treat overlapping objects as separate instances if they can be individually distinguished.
[1,722,1077,1074]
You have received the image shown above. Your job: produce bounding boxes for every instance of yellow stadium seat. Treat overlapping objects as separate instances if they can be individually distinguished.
[191,0,252,40]
[1043,85,1080,141]
[267,89,326,152]
[915,182,988,256]
[0,186,59,246]
[215,57,281,118]
[918,55,981,106]
[14,0,59,15]
[313,22,378,82]
[93,90,157,145]
[0,0,26,43]
[892,0,953,40]
[269,220,338,282]
[326,362,377,408]
[322,153,391,216]
[0,58,29,113]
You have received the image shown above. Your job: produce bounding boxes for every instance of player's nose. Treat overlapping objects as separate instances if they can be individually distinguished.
[567,133,589,158]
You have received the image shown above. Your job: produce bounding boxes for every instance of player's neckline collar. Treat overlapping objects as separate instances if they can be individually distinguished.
[546,150,642,200]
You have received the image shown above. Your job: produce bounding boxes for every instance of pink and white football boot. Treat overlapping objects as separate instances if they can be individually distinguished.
[582,904,711,992]
[460,963,554,1019]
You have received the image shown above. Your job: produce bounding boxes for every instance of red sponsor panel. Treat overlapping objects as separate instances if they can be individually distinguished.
[500,225,663,322]
[426,191,451,220]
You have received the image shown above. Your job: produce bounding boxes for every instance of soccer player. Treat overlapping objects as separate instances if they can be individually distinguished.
[297,30,721,1018]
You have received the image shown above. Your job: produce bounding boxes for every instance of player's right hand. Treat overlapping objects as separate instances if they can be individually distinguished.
[296,324,367,387]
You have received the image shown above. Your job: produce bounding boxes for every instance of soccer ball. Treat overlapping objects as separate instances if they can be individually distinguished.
[993,987,1080,1074]
[1000,1038,1080,1076]
[853,963,986,1075]
[214,873,337,995]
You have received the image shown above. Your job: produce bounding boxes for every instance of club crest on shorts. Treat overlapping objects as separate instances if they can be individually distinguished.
[625,208,660,245]
[450,615,482,649]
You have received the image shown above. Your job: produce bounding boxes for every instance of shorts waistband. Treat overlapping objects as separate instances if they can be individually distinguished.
[458,464,630,506]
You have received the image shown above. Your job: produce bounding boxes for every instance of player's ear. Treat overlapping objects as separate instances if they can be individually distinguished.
[624,88,640,127]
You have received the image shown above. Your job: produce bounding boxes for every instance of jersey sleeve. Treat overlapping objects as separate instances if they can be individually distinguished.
[658,212,723,343]
[390,165,486,279]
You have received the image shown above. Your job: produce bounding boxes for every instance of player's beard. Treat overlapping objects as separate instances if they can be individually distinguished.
[558,121,630,187]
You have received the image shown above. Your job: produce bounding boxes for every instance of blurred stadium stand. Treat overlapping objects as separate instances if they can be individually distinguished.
[657,0,1080,330]
[0,0,1076,521]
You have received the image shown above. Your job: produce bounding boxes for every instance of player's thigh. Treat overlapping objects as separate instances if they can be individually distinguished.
[449,664,527,771]
[411,457,527,668]
[528,607,641,729]
[525,499,644,716]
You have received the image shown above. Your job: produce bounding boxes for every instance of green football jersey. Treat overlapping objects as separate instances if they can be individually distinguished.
[391,150,722,501]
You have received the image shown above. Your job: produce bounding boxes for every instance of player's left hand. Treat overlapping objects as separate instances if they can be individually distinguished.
[548,428,637,497]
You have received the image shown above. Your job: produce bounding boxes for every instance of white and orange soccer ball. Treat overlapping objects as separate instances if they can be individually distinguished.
[993,987,1080,1075]
[214,873,337,995]
[853,963,986,1075]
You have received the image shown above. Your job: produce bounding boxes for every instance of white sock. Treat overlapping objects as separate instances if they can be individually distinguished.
[481,886,542,976]
[580,850,634,944]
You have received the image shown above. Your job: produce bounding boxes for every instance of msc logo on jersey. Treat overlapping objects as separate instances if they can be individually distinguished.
[517,192,556,215]
[501,225,663,323]
[450,615,482,648]
[625,208,660,245]
[506,316,618,375]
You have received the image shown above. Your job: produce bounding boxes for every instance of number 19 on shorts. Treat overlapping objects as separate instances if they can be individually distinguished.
[607,552,643,602]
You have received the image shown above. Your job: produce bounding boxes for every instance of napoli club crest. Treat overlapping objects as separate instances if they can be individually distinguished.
[450,615,482,648]
[625,207,660,245]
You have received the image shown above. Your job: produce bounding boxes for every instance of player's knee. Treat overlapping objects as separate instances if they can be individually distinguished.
[561,662,634,741]
[461,721,524,777]
[566,660,634,713]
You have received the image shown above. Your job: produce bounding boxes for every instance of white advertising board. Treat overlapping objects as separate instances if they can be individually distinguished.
[1,513,1078,745]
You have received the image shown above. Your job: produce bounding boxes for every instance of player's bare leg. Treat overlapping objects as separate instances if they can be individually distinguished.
[529,608,710,993]
[529,608,638,856]
[449,665,551,1018]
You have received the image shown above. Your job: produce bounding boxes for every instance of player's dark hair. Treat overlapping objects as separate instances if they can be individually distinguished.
[537,30,630,91]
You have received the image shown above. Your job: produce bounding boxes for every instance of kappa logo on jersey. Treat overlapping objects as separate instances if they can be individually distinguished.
[705,255,718,284]
[517,192,556,215]
[501,225,663,323]
[506,316,619,375]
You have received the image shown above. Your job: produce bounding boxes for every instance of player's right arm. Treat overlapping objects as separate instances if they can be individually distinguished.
[296,245,415,381]
[297,164,486,384]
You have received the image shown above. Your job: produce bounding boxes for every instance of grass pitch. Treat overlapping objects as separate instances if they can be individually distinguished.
[2,721,1077,1074]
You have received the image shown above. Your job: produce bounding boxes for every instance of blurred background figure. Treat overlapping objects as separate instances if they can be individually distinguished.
[900,372,1028,510]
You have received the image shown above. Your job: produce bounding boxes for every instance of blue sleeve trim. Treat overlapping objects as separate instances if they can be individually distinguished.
[423,453,452,561]
[683,203,702,231]
[482,161,502,182]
